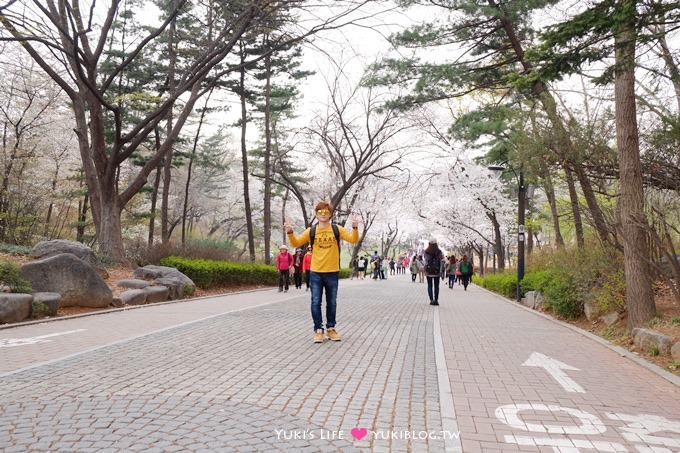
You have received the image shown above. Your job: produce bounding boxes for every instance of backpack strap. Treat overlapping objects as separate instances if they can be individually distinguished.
[309,223,342,266]
[309,223,340,251]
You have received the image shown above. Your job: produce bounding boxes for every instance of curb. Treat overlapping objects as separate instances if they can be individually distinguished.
[0,286,274,331]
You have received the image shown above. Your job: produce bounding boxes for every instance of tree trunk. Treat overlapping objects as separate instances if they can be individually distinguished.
[182,92,211,246]
[262,45,273,264]
[161,7,178,245]
[487,210,505,270]
[148,129,163,248]
[543,175,565,248]
[614,0,656,330]
[563,164,585,248]
[239,42,256,262]
[76,192,89,244]
[148,164,162,248]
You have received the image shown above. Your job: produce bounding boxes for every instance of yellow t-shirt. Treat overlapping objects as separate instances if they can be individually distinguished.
[287,224,359,272]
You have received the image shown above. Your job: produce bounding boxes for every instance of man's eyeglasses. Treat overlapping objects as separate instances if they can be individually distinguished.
[316,209,331,216]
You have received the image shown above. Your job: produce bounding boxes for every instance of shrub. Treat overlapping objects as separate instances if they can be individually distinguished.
[543,273,581,319]
[125,239,241,267]
[31,300,50,318]
[0,260,33,293]
[159,256,354,288]
[0,243,32,255]
[477,273,517,298]
[521,270,555,293]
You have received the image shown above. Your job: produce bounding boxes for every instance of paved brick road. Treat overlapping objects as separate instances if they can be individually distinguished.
[0,275,678,452]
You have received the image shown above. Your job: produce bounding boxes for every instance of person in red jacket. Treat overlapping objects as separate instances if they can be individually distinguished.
[302,247,313,292]
[276,244,294,293]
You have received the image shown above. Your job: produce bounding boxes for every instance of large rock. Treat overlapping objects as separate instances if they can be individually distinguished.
[520,291,545,310]
[583,299,603,321]
[0,293,33,323]
[672,342,680,361]
[119,289,147,306]
[30,240,109,279]
[145,286,170,303]
[632,328,672,356]
[20,254,112,308]
[134,265,195,297]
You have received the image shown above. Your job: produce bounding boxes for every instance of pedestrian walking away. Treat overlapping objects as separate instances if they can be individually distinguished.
[446,255,457,289]
[285,201,360,343]
[276,245,294,292]
[423,239,443,305]
[459,254,473,290]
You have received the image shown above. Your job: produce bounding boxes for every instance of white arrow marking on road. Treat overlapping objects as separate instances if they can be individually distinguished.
[0,329,86,348]
[522,352,585,393]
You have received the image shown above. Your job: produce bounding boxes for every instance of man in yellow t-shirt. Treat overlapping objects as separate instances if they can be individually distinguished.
[284,201,360,343]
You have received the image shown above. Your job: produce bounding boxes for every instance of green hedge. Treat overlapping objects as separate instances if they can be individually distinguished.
[160,256,353,289]
[476,273,517,299]
[160,256,278,288]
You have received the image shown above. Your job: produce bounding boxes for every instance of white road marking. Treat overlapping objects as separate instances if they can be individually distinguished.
[523,351,585,393]
[0,329,86,348]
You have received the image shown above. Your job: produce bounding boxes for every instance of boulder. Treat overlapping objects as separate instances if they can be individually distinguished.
[30,240,109,279]
[32,292,61,317]
[0,293,33,323]
[583,299,603,321]
[599,311,620,327]
[145,286,169,303]
[119,289,147,306]
[134,265,195,295]
[20,254,112,308]
[672,342,680,361]
[117,279,151,290]
[521,291,545,310]
[632,328,672,355]
[156,277,185,300]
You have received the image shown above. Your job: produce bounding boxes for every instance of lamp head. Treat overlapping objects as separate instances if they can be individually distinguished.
[487,165,505,178]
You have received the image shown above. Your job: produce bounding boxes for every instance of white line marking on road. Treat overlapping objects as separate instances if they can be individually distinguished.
[433,308,463,453]
[0,329,86,348]
[522,352,585,393]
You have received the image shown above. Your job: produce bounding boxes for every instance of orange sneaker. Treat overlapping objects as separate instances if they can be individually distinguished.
[325,328,342,341]
[313,330,325,343]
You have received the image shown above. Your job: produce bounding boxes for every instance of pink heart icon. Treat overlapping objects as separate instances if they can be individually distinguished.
[351,427,368,440]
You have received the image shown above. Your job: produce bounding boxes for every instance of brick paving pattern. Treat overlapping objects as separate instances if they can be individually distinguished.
[0,276,678,452]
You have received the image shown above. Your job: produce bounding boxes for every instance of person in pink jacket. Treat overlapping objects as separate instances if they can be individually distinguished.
[276,244,294,292]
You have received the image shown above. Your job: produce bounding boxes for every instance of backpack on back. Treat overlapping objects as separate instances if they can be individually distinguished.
[460,261,470,274]
[425,253,441,275]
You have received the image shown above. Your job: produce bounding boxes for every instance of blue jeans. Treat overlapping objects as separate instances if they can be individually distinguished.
[310,271,339,331]
[427,276,440,302]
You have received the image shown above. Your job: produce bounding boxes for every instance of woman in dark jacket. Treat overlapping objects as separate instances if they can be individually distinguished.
[423,239,443,305]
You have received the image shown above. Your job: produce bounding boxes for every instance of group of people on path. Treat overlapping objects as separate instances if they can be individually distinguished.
[349,253,411,280]
[274,244,312,292]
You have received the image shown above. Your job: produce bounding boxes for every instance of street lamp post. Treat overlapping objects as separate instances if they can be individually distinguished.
[488,164,526,302]
[516,169,525,302]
